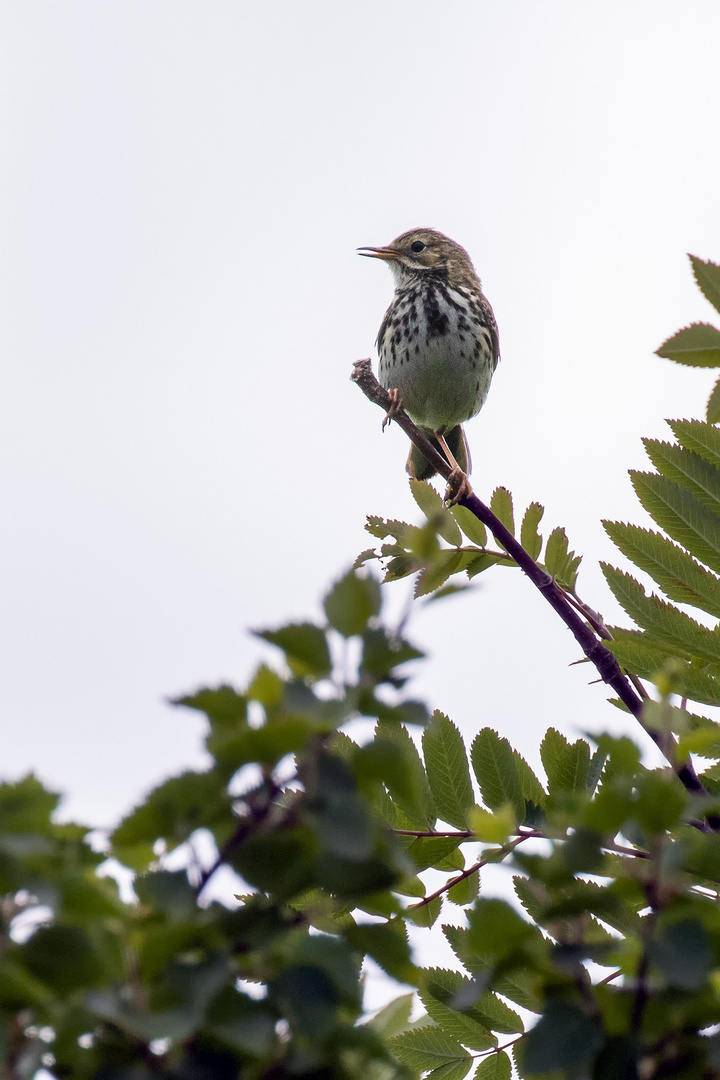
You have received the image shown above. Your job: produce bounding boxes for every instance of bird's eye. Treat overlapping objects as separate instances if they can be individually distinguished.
[410,240,425,253]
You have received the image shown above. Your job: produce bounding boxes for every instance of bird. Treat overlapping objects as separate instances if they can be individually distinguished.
[358,228,499,500]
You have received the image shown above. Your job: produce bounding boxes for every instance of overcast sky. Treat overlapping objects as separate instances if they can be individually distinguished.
[2,3,720,841]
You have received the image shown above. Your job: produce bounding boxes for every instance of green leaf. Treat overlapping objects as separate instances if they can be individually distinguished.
[543,527,581,588]
[647,918,712,989]
[475,1051,511,1080]
[603,521,720,618]
[134,869,198,921]
[521,1001,603,1073]
[406,835,464,873]
[376,721,436,829]
[606,629,720,706]
[175,685,248,730]
[361,627,425,681]
[422,712,475,829]
[112,769,232,848]
[423,968,523,1038]
[448,870,479,907]
[469,804,515,843]
[410,478,463,546]
[470,729,525,824]
[634,770,686,833]
[231,828,316,898]
[467,898,539,959]
[407,896,443,928]
[323,570,381,638]
[247,664,284,707]
[442,926,541,1011]
[367,993,415,1039]
[669,417,720,468]
[0,775,60,834]
[490,487,514,535]
[691,255,720,316]
[656,322,720,367]
[346,921,416,985]
[707,375,720,424]
[416,550,480,597]
[601,564,720,663]
[630,470,720,574]
[304,753,374,860]
[23,925,107,992]
[643,438,720,514]
[520,502,544,561]
[451,504,488,546]
[254,622,332,680]
[389,1024,471,1075]
[513,751,547,808]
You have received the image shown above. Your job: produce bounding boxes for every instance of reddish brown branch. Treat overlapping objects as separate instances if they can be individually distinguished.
[351,359,718,828]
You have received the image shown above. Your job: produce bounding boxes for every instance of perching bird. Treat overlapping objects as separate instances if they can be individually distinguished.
[359,228,499,497]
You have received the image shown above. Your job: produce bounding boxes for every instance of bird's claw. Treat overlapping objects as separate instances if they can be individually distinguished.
[444,468,472,506]
[382,387,403,431]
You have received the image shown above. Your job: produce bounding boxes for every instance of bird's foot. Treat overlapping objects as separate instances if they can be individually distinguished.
[444,468,472,506]
[382,387,403,431]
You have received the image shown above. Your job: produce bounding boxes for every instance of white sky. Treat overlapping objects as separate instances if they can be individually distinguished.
[2,2,720,834]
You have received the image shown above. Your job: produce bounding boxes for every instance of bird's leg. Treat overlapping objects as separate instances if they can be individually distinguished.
[382,387,403,431]
[436,432,472,505]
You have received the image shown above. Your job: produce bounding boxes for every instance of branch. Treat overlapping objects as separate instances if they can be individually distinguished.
[351,359,719,827]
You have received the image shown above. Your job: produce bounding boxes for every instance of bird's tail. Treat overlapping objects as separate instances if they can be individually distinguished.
[406,425,471,481]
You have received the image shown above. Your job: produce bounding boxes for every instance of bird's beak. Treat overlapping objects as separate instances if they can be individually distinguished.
[357,245,399,261]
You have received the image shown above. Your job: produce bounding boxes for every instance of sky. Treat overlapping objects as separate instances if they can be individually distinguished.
[2,1,720,847]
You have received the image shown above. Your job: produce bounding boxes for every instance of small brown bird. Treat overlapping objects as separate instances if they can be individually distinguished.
[359,228,499,495]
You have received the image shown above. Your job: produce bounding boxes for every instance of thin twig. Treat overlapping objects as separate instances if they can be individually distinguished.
[351,359,719,828]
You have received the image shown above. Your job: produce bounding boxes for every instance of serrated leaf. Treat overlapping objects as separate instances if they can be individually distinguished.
[512,751,546,807]
[411,479,463,546]
[376,721,436,829]
[521,1001,603,1072]
[468,805,515,844]
[451,504,488,546]
[475,1051,511,1080]
[490,487,514,535]
[601,564,720,663]
[647,918,712,990]
[656,322,720,367]
[416,550,480,598]
[603,521,720,617]
[630,471,720,574]
[175,685,247,730]
[643,438,720,514]
[323,570,381,637]
[520,503,544,561]
[470,730,525,824]
[543,527,580,587]
[422,712,475,829]
[540,729,590,795]
[407,896,443,927]
[441,926,541,1011]
[707,376,720,425]
[422,968,518,1045]
[669,418,720,468]
[254,623,331,680]
[606,630,720,706]
[448,870,480,907]
[406,835,464,873]
[691,255,720,316]
[466,552,507,578]
[346,921,416,985]
[368,993,415,1039]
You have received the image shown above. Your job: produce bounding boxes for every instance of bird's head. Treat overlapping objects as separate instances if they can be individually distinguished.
[358,228,478,289]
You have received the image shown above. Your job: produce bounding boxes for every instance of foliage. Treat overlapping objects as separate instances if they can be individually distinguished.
[3,255,720,1079]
